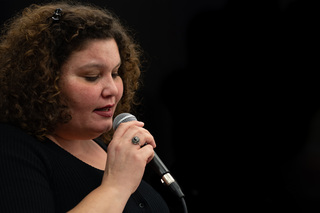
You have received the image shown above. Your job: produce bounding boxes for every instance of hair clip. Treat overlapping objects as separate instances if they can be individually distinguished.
[52,8,62,21]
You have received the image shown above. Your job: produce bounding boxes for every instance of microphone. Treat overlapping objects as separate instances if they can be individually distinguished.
[113,113,185,198]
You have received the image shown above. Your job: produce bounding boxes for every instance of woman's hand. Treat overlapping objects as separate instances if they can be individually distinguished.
[68,122,156,213]
[102,121,156,195]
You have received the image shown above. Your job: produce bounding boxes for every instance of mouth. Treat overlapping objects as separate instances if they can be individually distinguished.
[94,104,114,112]
[94,107,111,112]
[93,104,115,117]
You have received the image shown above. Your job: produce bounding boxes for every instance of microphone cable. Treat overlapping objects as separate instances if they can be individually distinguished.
[113,113,188,213]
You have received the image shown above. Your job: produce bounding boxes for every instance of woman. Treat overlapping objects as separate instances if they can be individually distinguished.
[0,2,169,212]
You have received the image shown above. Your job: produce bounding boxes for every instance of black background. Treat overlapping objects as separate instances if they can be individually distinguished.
[1,0,320,212]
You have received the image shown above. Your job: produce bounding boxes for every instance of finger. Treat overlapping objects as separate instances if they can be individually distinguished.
[139,144,155,164]
[138,131,156,149]
[112,121,144,139]
[114,123,154,146]
[128,128,156,149]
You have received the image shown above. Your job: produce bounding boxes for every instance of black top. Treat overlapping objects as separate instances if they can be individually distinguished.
[0,123,169,212]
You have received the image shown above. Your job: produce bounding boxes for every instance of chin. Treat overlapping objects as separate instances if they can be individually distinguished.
[94,123,112,134]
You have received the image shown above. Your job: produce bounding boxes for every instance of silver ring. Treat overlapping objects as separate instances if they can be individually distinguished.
[131,136,140,145]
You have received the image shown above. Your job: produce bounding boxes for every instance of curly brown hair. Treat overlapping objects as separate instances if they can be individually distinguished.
[0,1,141,142]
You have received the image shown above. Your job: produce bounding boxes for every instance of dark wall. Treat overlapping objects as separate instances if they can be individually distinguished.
[1,0,320,212]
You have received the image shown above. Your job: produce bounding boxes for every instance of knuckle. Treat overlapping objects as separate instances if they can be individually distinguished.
[112,142,122,153]
[144,144,154,152]
[132,152,142,160]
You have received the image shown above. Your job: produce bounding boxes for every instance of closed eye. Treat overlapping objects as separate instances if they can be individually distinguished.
[85,76,100,82]
[112,71,119,78]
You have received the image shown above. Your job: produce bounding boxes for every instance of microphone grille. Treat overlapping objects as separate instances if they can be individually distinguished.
[113,113,137,130]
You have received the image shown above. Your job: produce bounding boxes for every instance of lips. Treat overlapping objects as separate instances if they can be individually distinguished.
[94,107,111,111]
[93,104,114,117]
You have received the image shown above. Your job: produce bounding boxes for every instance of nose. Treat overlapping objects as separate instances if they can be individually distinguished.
[101,75,119,98]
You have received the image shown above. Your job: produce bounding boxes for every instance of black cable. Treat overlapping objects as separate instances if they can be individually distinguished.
[181,197,188,213]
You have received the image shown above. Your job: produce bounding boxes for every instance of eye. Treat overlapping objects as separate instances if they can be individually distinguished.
[112,71,120,78]
[85,76,100,82]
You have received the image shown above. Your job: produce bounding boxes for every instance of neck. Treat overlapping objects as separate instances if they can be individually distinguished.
[46,134,92,153]
[46,134,107,171]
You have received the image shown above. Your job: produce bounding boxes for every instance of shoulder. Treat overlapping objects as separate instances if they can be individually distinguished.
[0,123,51,172]
[0,123,56,212]
[0,123,37,144]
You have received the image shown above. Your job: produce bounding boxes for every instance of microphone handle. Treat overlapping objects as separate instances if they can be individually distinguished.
[149,152,185,198]
[113,113,187,211]
[149,152,169,176]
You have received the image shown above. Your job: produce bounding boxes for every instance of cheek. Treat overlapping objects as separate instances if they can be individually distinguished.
[116,79,124,102]
[62,83,96,110]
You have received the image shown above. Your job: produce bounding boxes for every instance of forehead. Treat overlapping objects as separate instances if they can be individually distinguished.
[62,38,120,71]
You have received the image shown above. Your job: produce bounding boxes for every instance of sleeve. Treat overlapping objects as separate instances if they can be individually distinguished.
[0,124,55,213]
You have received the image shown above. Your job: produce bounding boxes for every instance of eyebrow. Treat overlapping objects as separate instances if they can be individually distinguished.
[78,61,121,71]
[113,61,122,70]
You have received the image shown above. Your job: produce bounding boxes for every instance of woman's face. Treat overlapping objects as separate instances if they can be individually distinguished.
[54,39,123,140]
